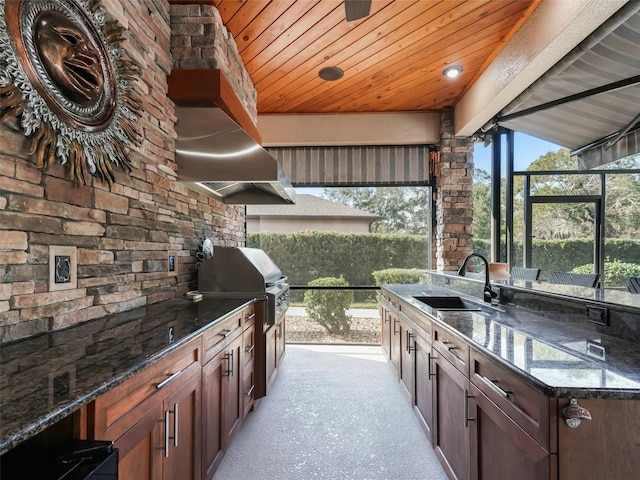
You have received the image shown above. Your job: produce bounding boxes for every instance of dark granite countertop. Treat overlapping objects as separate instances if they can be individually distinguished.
[383,284,640,400]
[0,295,259,455]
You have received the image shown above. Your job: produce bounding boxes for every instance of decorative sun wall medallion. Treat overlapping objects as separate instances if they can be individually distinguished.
[0,0,142,186]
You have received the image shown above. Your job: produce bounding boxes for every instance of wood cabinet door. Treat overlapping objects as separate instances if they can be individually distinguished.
[399,317,415,402]
[469,384,551,480]
[433,353,470,480]
[389,311,401,376]
[265,324,277,393]
[414,331,433,441]
[163,371,201,480]
[115,404,164,480]
[222,335,242,451]
[202,352,224,480]
[381,305,392,359]
[275,319,286,367]
[558,397,640,480]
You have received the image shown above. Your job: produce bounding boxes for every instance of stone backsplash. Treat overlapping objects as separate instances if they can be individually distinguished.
[0,0,249,343]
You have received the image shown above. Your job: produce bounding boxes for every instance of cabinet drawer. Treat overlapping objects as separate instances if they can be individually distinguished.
[92,339,200,440]
[400,304,432,343]
[382,293,400,314]
[399,308,432,343]
[470,348,552,450]
[242,304,256,331]
[203,314,242,364]
[242,326,255,370]
[242,366,255,416]
[433,324,469,376]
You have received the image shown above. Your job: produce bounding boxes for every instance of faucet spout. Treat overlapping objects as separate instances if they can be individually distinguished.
[458,252,498,303]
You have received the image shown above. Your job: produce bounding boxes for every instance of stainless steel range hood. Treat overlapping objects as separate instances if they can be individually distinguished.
[174,106,295,204]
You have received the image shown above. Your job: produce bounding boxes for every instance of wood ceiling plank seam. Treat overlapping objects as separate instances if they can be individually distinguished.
[288,5,517,113]
[215,0,245,24]
[249,4,347,84]
[286,30,520,113]
[233,1,305,55]
[250,2,400,97]
[378,53,494,109]
[297,22,507,113]
[224,0,272,38]
[454,0,541,105]
[239,0,334,66]
[247,0,398,84]
[390,58,490,112]
[259,0,516,112]
[253,0,422,105]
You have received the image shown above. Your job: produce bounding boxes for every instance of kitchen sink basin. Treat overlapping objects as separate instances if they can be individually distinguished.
[412,296,481,311]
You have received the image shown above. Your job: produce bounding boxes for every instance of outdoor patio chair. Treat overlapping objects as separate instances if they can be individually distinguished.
[510,267,541,281]
[547,271,600,288]
[627,277,640,294]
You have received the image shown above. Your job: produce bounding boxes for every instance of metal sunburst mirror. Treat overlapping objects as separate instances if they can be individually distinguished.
[0,0,141,186]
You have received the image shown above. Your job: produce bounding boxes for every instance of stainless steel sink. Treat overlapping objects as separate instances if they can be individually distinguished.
[412,296,482,311]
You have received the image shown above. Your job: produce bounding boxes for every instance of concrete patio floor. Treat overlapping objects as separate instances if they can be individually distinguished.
[214,344,447,480]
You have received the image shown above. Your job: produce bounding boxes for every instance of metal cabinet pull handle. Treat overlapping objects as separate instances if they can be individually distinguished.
[172,403,179,448]
[245,313,256,320]
[428,354,437,378]
[220,327,240,338]
[155,370,182,390]
[245,384,255,396]
[464,389,475,427]
[486,377,513,398]
[393,319,399,335]
[163,410,171,457]
[245,344,255,354]
[223,351,233,377]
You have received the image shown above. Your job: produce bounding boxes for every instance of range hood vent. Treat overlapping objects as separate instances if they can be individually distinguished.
[168,70,295,205]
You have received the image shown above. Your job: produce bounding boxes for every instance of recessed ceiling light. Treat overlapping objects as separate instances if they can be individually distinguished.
[319,66,344,81]
[443,65,463,79]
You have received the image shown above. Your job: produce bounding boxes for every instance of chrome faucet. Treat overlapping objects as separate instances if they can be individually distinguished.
[457,252,498,303]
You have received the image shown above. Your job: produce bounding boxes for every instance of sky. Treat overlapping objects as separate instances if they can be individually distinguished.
[295,133,562,195]
[473,132,561,173]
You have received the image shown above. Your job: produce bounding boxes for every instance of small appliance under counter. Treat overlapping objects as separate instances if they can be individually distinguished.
[0,295,257,455]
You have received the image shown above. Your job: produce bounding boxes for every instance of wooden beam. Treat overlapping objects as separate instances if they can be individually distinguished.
[167,69,262,144]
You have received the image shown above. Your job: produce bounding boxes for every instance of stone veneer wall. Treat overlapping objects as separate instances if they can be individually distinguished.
[434,107,474,270]
[170,3,257,123]
[0,0,246,343]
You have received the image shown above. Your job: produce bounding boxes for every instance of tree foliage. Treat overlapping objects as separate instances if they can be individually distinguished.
[323,186,431,234]
[476,149,640,242]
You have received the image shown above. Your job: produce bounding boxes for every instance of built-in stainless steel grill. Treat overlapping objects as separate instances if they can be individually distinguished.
[198,246,290,325]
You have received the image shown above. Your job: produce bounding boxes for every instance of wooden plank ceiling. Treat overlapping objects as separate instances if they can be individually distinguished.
[175,0,539,114]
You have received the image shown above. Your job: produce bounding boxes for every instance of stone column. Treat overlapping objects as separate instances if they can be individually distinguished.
[433,107,474,270]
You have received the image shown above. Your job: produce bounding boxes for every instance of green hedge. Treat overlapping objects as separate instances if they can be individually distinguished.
[248,232,429,286]
[472,238,639,276]
[572,260,640,287]
[248,232,638,287]
[372,268,425,285]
